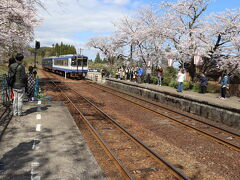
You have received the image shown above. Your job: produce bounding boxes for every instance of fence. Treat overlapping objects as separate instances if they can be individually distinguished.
[0,74,10,106]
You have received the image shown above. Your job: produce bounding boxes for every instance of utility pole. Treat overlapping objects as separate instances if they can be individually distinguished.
[79,48,84,77]
[34,41,40,78]
[79,48,84,56]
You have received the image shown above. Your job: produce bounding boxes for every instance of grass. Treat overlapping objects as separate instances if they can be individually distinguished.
[0,63,8,74]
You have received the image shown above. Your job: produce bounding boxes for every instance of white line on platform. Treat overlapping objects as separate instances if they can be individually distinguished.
[36,114,41,120]
[36,124,42,132]
[37,101,41,105]
[31,161,41,180]
[31,176,41,180]
[31,162,40,167]
[31,162,40,175]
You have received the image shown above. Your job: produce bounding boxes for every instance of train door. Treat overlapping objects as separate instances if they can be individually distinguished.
[68,58,71,68]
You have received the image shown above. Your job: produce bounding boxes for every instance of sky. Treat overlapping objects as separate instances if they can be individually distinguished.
[35,0,240,60]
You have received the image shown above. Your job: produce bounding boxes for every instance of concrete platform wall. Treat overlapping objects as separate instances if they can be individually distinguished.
[106,80,240,129]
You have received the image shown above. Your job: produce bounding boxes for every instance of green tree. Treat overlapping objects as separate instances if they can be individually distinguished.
[49,43,77,56]
[39,48,46,58]
[95,53,102,63]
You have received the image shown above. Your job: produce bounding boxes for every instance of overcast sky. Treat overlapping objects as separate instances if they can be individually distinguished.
[35,0,240,60]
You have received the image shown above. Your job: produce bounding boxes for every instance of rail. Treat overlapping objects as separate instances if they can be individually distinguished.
[49,79,191,179]
[86,81,240,153]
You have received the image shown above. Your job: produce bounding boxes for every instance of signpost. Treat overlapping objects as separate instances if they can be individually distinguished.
[34,41,40,68]
[34,41,40,78]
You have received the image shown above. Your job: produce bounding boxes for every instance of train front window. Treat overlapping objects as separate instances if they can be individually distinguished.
[71,57,88,67]
[71,58,77,66]
[83,58,88,66]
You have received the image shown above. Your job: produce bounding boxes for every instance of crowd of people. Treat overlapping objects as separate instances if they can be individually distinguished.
[115,66,163,85]
[7,53,37,116]
[114,66,230,100]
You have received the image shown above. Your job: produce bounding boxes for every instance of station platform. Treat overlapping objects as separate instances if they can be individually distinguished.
[106,78,240,110]
[105,78,240,129]
[0,101,105,180]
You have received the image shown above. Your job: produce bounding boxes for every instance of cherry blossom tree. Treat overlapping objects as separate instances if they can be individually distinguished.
[112,7,167,66]
[0,0,41,58]
[159,0,211,66]
[86,36,124,65]
[160,0,240,76]
[198,9,240,75]
[87,0,240,76]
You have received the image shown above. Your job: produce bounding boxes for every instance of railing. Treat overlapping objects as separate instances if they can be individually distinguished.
[0,74,10,106]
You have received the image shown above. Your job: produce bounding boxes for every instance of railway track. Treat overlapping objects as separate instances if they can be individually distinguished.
[85,81,240,153]
[44,76,190,179]
[41,70,240,179]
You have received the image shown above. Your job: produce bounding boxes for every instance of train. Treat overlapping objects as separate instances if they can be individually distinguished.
[42,54,88,79]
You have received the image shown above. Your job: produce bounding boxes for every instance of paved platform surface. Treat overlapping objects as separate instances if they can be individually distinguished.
[107,78,240,112]
[0,101,105,180]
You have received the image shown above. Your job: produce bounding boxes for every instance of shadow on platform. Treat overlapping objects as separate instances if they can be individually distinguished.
[24,105,51,116]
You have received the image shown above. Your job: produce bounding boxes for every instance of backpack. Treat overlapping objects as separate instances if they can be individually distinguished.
[8,64,20,87]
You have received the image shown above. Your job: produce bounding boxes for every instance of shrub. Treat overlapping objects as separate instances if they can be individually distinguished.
[143,76,147,83]
[169,79,178,88]
[207,82,220,93]
[192,81,220,93]
[162,67,177,86]
[183,81,194,90]
[192,82,200,92]
[151,75,158,84]
[143,75,158,84]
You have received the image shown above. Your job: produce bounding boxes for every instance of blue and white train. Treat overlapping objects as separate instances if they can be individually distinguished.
[42,54,88,79]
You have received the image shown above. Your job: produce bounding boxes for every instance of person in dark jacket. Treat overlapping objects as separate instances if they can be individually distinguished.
[8,57,16,67]
[146,66,151,84]
[9,53,27,116]
[199,73,208,93]
[219,73,229,99]
[8,57,16,102]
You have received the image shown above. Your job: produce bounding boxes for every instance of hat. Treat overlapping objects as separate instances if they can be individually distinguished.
[15,53,24,61]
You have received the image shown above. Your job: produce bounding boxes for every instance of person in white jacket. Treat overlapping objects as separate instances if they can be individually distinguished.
[176,69,185,92]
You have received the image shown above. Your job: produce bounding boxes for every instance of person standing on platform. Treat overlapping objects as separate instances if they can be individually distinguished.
[176,69,185,92]
[199,73,208,93]
[146,66,151,84]
[8,57,16,67]
[133,67,138,82]
[26,66,36,102]
[119,67,123,80]
[156,66,163,86]
[219,73,229,99]
[130,67,134,81]
[9,53,27,116]
[115,68,119,79]
[8,57,16,102]
[137,67,143,83]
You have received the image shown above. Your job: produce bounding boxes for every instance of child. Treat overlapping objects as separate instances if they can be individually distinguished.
[26,66,36,101]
